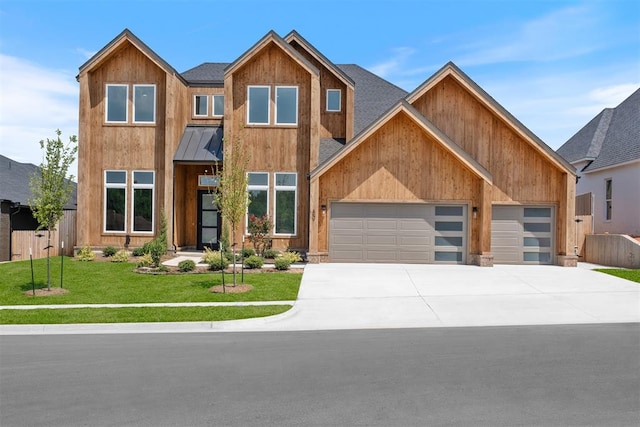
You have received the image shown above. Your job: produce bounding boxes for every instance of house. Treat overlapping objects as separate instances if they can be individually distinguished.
[557,89,640,236]
[0,154,77,261]
[76,29,577,266]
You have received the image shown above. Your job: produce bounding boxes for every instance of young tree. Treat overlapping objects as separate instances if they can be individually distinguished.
[29,129,78,291]
[214,137,249,286]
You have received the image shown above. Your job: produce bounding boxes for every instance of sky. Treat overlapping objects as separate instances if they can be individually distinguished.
[0,0,638,180]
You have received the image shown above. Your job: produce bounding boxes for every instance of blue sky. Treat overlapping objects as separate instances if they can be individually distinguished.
[0,0,638,178]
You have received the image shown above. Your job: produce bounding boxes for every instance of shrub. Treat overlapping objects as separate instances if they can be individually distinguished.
[248,214,273,256]
[280,251,302,264]
[111,249,130,263]
[202,247,229,271]
[76,246,95,262]
[136,253,153,267]
[274,257,291,270]
[148,238,165,267]
[241,247,255,258]
[178,259,196,272]
[244,255,264,269]
[102,246,117,257]
[132,246,147,257]
[263,248,279,259]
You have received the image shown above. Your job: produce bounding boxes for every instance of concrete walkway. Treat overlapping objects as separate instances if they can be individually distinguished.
[1,263,638,335]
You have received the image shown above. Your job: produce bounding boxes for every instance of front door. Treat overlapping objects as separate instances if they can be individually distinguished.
[197,190,221,250]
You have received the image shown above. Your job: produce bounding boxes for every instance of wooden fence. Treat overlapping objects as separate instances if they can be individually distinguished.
[574,192,593,259]
[10,211,76,260]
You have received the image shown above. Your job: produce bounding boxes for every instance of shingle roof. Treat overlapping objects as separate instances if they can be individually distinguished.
[319,138,346,165]
[181,63,228,85]
[557,88,640,171]
[0,154,77,209]
[173,125,224,163]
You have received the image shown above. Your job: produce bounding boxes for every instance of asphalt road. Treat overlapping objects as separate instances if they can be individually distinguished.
[1,324,639,426]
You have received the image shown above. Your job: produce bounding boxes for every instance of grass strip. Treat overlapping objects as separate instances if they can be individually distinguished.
[0,305,292,324]
[594,268,640,283]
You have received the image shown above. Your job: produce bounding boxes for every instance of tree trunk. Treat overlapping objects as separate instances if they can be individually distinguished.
[231,223,237,286]
[46,228,51,291]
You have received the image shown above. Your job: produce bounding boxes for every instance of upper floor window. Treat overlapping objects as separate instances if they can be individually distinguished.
[326,89,341,112]
[106,84,128,123]
[275,86,298,125]
[194,95,208,116]
[605,178,612,221]
[248,86,270,124]
[212,95,224,117]
[133,85,156,123]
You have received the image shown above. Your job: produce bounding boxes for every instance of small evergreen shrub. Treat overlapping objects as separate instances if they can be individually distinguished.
[157,264,169,272]
[111,249,130,263]
[274,257,291,270]
[244,255,264,269]
[178,259,196,272]
[281,251,302,263]
[202,247,229,271]
[132,246,147,257]
[241,247,256,258]
[102,246,117,257]
[76,246,95,262]
[263,248,279,259]
[136,253,153,267]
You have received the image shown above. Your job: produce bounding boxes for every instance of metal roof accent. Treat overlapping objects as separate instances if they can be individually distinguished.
[173,125,224,163]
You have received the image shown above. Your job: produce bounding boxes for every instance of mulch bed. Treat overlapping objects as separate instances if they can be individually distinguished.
[209,284,253,294]
[23,287,69,297]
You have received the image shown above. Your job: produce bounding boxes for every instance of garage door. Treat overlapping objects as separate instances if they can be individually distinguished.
[329,203,466,264]
[491,206,554,264]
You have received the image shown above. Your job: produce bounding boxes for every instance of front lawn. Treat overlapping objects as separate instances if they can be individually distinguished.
[595,268,640,283]
[0,257,302,305]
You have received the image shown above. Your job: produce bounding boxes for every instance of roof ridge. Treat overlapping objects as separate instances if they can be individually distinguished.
[586,108,614,159]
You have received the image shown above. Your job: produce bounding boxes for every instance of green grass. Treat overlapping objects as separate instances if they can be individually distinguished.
[0,257,302,305]
[0,305,292,325]
[595,268,640,283]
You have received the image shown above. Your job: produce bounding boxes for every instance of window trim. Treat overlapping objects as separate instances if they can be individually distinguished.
[104,170,127,233]
[131,170,155,234]
[246,172,270,234]
[274,86,298,126]
[273,172,297,236]
[194,94,209,117]
[247,85,271,125]
[326,89,341,112]
[605,178,612,221]
[132,84,156,124]
[105,84,129,123]
[212,94,224,117]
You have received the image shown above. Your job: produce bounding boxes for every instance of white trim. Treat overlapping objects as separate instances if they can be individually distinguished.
[133,84,156,123]
[247,85,270,125]
[246,172,270,233]
[103,170,127,233]
[604,177,612,222]
[212,94,224,117]
[105,84,128,123]
[131,170,155,234]
[194,94,209,117]
[275,86,298,125]
[581,158,640,174]
[274,172,297,236]
[326,89,341,112]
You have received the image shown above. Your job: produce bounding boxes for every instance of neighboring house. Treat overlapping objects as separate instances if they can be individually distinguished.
[0,154,77,261]
[557,89,640,236]
[76,29,577,266]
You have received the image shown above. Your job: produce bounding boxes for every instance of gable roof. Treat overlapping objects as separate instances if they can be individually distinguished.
[0,154,77,209]
[557,88,640,172]
[77,28,186,84]
[312,100,492,184]
[181,63,227,86]
[407,62,575,175]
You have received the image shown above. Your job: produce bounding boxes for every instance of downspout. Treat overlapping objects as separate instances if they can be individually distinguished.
[171,162,177,252]
[306,172,311,261]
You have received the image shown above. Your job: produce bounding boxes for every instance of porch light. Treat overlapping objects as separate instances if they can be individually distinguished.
[472,206,478,219]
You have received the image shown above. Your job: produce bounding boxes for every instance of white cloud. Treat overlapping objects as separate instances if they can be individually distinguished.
[368,47,416,79]
[0,54,79,178]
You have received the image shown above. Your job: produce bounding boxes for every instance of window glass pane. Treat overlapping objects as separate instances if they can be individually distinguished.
[275,173,296,187]
[275,190,295,234]
[523,222,551,233]
[605,180,612,199]
[524,207,551,217]
[606,201,612,220]
[133,171,154,185]
[106,171,126,184]
[134,85,155,122]
[248,87,269,124]
[106,188,125,231]
[523,252,551,263]
[435,206,463,216]
[248,190,268,218]
[523,237,551,247]
[435,221,463,231]
[133,188,153,232]
[202,228,217,244]
[248,172,268,186]
[213,95,224,116]
[327,89,341,111]
[195,95,208,116]
[435,236,463,246]
[434,252,462,262]
[106,85,127,122]
[276,87,297,124]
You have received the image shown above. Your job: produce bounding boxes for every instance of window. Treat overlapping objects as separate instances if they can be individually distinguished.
[247,172,269,230]
[194,95,208,116]
[275,86,298,125]
[133,85,155,123]
[106,85,128,123]
[326,89,341,112]
[104,170,127,232]
[274,173,297,235]
[605,179,612,221]
[247,86,270,124]
[212,95,224,117]
[132,171,155,233]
